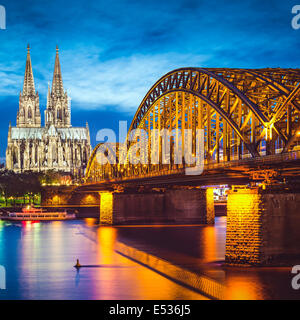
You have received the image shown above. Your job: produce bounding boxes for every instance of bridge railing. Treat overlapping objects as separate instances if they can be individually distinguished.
[85,150,300,184]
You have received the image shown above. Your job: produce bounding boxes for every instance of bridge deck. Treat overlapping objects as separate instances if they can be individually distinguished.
[81,151,300,191]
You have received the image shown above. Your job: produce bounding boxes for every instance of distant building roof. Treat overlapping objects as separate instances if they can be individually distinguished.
[11,126,88,141]
[11,127,44,140]
[57,127,88,140]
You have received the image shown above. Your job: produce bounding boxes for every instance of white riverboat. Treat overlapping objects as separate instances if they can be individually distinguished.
[3,206,75,221]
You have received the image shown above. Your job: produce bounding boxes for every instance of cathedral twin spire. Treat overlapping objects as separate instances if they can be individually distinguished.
[17,45,71,129]
[17,44,40,128]
[52,46,64,96]
[46,45,71,128]
[22,44,35,96]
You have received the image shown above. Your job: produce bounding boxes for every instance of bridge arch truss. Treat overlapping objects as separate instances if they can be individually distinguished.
[86,68,300,183]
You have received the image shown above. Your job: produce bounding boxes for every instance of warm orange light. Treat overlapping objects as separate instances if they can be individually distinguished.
[83,195,96,205]
[52,195,60,204]
[97,227,117,264]
[225,275,261,300]
[226,188,262,266]
[206,188,215,224]
[116,242,222,299]
[99,192,113,225]
[203,226,216,263]
[85,218,97,226]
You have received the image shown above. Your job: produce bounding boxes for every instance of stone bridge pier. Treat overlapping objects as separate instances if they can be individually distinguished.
[99,188,215,225]
[225,186,300,266]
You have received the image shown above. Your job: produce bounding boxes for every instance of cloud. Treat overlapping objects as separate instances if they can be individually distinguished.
[0,0,298,112]
[31,49,209,114]
[0,0,299,160]
[0,47,210,115]
[0,68,23,96]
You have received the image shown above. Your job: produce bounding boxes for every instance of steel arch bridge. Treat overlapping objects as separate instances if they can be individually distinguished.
[85,67,300,183]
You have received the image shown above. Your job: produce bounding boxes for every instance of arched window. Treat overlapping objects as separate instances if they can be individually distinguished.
[13,147,18,165]
[83,149,87,163]
[57,108,62,120]
[28,107,32,119]
[52,145,57,162]
[35,145,38,164]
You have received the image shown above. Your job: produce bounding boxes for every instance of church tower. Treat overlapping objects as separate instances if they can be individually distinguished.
[16,45,41,128]
[6,45,91,175]
[45,46,71,128]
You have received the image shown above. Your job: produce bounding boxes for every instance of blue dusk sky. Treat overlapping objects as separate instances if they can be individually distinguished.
[0,0,299,161]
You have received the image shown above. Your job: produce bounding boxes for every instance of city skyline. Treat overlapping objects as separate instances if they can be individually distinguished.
[0,0,299,160]
[0,0,300,303]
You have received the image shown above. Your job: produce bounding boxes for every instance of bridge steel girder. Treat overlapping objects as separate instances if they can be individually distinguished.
[85,68,300,184]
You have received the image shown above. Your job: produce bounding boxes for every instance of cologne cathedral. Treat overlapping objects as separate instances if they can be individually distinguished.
[6,45,92,174]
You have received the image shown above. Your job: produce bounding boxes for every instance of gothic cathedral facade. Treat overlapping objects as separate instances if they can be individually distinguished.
[6,46,92,174]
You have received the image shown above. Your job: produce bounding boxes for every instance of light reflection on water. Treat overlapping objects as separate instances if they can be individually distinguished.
[0,219,205,300]
[0,217,298,300]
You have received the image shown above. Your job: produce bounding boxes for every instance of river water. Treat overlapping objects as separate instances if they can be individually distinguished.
[0,217,298,300]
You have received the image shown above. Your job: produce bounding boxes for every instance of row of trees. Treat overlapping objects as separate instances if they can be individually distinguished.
[0,170,74,207]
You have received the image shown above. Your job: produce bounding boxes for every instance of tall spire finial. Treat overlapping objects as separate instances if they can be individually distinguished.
[23,44,35,96]
[51,46,64,96]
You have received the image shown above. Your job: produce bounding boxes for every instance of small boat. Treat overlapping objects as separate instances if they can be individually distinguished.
[2,206,75,221]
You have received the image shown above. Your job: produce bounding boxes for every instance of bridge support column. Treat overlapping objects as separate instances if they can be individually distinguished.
[112,188,215,225]
[113,192,165,224]
[99,191,113,225]
[225,187,300,266]
[165,188,215,224]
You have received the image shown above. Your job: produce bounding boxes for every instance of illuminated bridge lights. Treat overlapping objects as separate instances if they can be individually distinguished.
[85,68,300,183]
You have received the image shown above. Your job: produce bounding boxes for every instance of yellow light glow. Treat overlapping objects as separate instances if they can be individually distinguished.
[116,242,222,299]
[227,192,260,217]
[225,275,261,300]
[206,188,215,224]
[85,218,97,226]
[52,195,60,204]
[203,226,216,263]
[226,188,262,266]
[99,192,113,225]
[82,195,95,205]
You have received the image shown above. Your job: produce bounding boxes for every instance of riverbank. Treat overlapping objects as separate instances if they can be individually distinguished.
[1,202,227,220]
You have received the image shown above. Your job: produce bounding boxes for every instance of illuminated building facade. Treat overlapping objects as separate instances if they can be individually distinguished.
[6,45,91,174]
